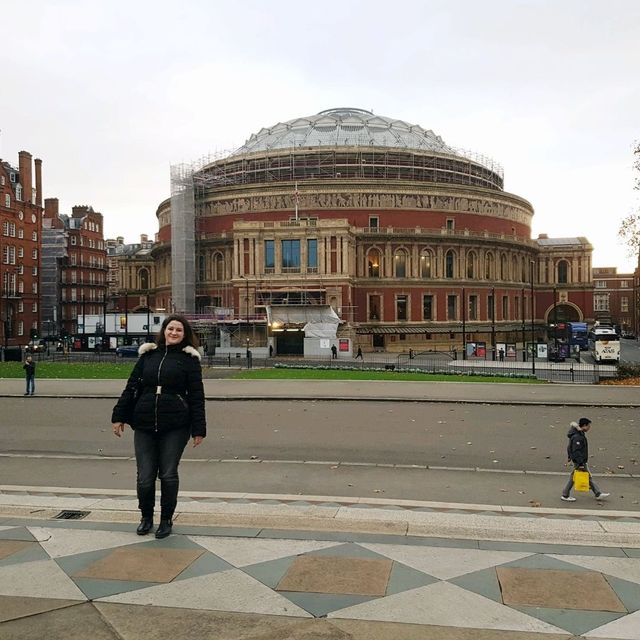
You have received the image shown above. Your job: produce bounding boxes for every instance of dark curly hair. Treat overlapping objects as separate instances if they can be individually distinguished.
[156,314,200,349]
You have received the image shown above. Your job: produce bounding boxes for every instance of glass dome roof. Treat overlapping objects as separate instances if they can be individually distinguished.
[233,108,459,156]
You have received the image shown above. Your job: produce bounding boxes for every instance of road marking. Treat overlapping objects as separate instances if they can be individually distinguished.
[0,453,632,477]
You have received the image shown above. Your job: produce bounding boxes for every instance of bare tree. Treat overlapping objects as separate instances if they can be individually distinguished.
[618,141,640,254]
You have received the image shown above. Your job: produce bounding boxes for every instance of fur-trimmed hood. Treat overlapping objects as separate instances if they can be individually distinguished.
[137,343,201,360]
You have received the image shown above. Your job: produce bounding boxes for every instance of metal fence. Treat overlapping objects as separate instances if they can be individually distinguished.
[25,349,619,384]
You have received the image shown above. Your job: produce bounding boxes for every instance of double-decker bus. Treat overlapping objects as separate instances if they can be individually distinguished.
[588,327,620,363]
[567,322,588,350]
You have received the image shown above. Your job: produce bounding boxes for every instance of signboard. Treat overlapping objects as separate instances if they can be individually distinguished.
[537,343,548,358]
[338,338,349,352]
[476,342,486,357]
[320,339,330,349]
[506,343,517,358]
[466,342,476,357]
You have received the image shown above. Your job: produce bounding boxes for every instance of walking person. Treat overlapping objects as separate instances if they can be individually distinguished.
[23,355,36,396]
[355,346,363,360]
[561,417,609,502]
[111,315,206,538]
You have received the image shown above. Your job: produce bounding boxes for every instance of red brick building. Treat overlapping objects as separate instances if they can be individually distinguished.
[154,108,595,355]
[591,266,636,333]
[0,151,43,350]
[42,200,107,337]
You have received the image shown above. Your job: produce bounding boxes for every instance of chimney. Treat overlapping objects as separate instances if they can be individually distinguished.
[18,151,32,203]
[44,197,59,219]
[34,158,42,207]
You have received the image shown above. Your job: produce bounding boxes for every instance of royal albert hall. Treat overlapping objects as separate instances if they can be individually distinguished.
[152,108,594,355]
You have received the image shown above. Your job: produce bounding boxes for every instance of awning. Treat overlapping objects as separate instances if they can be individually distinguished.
[356,324,527,335]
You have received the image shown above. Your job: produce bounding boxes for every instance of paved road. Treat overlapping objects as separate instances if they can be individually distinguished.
[2,396,638,509]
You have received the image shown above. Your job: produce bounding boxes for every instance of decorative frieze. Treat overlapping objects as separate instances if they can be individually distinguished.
[207,190,531,225]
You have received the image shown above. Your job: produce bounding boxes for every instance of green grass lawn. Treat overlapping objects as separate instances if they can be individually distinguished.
[0,361,543,383]
[233,368,544,383]
[0,361,134,379]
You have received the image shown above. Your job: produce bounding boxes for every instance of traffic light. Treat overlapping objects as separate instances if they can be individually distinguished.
[30,328,39,339]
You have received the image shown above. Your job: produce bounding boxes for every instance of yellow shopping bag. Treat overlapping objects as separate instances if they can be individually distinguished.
[573,469,590,492]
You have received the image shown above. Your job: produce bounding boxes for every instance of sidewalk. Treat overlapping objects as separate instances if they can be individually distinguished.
[1,487,639,639]
[2,377,640,406]
[2,379,640,638]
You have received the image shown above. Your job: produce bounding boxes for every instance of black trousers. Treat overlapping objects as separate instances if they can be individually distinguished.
[134,428,190,520]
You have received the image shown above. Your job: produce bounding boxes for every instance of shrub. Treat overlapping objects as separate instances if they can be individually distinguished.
[616,362,640,379]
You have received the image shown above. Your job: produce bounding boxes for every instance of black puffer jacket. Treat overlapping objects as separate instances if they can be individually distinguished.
[111,343,206,437]
[566,423,588,466]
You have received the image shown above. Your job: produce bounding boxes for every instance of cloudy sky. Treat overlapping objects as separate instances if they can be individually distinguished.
[1,0,638,270]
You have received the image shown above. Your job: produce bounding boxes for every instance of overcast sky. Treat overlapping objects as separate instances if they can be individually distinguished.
[1,0,638,270]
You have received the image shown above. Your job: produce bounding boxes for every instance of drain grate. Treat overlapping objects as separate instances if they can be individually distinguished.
[53,510,90,520]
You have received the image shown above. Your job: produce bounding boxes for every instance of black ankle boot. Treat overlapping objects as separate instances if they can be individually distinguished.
[136,517,153,535]
[155,518,173,539]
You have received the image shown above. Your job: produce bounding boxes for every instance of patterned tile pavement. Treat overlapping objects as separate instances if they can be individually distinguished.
[1,520,640,637]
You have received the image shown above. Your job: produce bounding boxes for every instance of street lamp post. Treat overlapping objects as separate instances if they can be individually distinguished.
[491,287,496,361]
[461,287,466,360]
[553,287,558,357]
[530,260,536,375]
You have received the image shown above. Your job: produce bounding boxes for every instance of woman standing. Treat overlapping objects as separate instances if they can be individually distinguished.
[112,315,206,538]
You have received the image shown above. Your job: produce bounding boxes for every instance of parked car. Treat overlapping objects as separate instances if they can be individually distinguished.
[115,344,140,358]
[24,340,46,353]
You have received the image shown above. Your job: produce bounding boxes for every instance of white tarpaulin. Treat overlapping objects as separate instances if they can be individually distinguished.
[303,322,338,338]
[267,305,339,338]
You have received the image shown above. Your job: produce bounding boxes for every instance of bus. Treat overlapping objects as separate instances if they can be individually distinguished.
[588,327,620,363]
[567,322,588,350]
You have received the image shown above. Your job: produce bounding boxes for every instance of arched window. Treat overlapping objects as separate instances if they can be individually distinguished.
[500,254,508,280]
[521,257,527,282]
[213,252,224,280]
[485,252,494,279]
[466,251,476,279]
[367,248,381,278]
[445,249,455,279]
[558,260,569,284]
[394,249,408,278]
[511,256,518,282]
[138,268,149,291]
[420,249,432,278]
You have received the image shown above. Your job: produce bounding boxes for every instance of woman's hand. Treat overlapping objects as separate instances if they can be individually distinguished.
[192,436,204,447]
[112,422,125,437]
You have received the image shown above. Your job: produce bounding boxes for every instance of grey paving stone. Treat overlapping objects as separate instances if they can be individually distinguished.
[605,574,640,613]
[167,525,261,537]
[173,551,234,581]
[0,542,49,567]
[624,547,640,558]
[0,527,37,541]
[242,555,296,589]
[278,591,376,618]
[308,543,388,560]
[479,539,628,557]
[449,567,502,603]
[501,553,602,572]
[386,561,438,595]
[73,577,160,601]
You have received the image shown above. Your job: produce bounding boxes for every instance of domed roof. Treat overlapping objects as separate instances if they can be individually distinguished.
[233,108,459,156]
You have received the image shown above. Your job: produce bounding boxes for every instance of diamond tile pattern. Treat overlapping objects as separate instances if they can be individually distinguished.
[0,521,637,636]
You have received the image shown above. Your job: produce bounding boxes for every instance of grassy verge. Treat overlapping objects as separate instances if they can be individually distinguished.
[0,362,134,379]
[233,369,544,382]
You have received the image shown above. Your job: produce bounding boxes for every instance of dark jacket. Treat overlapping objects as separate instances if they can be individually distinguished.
[566,423,588,466]
[111,343,206,437]
[23,361,36,377]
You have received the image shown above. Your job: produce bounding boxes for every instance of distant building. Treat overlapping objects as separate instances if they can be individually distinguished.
[41,200,107,338]
[591,266,635,332]
[106,234,155,314]
[0,151,43,348]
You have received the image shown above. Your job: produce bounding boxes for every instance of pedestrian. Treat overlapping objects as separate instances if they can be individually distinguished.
[355,346,363,360]
[23,355,36,396]
[331,344,338,359]
[269,344,273,358]
[111,314,206,538]
[498,348,504,361]
[561,417,609,502]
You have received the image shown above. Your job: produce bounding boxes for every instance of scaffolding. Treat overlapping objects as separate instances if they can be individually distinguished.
[40,219,67,337]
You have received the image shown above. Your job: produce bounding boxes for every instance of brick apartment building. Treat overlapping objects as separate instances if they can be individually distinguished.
[592,266,636,333]
[0,151,43,350]
[42,200,107,338]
